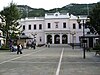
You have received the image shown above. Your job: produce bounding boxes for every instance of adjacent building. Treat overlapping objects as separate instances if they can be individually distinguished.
[0,18,5,47]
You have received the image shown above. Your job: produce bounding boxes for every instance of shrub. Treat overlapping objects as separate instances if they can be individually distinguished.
[0,45,10,50]
[93,44,100,50]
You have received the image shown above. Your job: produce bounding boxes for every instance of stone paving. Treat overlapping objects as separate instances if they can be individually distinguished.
[0,46,100,75]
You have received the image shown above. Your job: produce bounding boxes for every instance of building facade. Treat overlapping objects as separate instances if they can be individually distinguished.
[19,12,90,45]
[0,17,5,47]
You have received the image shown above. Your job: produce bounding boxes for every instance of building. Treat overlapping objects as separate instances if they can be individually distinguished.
[0,17,5,47]
[19,12,90,46]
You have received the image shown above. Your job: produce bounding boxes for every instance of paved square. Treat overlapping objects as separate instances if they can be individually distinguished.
[0,47,100,75]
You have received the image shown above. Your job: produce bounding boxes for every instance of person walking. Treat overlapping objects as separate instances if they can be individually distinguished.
[31,41,36,49]
[45,42,47,47]
[17,43,22,54]
[48,42,50,48]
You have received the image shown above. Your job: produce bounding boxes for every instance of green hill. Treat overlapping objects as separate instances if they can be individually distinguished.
[17,3,96,18]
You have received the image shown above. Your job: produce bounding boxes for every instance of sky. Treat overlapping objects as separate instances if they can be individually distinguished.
[0,0,99,11]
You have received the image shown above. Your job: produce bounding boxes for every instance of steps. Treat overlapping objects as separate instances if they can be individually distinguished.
[49,44,71,48]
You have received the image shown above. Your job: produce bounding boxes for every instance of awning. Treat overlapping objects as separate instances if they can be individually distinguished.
[80,34,100,38]
[19,35,33,39]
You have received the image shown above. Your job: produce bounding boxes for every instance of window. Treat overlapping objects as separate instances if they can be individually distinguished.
[23,25,25,30]
[79,24,81,29]
[63,22,66,28]
[55,14,58,16]
[56,24,58,28]
[29,25,31,30]
[48,23,51,28]
[34,24,36,30]
[55,22,58,28]
[39,24,42,30]
[73,23,76,29]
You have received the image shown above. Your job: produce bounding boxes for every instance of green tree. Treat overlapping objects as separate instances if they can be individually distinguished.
[89,2,100,35]
[0,2,21,47]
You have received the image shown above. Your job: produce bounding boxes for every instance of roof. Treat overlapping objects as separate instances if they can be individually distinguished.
[19,35,33,39]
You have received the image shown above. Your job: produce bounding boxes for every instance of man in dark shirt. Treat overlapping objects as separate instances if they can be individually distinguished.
[17,43,22,54]
[31,41,36,49]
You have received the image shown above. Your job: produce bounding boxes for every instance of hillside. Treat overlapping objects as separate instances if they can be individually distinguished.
[17,3,96,18]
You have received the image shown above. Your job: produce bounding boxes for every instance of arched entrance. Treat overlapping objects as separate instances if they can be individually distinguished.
[47,35,52,44]
[62,34,68,44]
[54,35,60,44]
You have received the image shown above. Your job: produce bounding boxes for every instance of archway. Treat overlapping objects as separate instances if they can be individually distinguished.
[47,35,52,44]
[62,34,68,44]
[54,35,60,44]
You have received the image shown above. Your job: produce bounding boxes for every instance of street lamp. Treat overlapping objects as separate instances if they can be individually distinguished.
[77,16,90,59]
[31,33,37,43]
[70,31,76,49]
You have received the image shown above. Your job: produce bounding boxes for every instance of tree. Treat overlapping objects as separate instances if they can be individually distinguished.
[89,2,100,35]
[0,2,21,47]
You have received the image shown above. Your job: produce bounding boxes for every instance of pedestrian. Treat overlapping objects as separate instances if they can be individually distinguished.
[48,42,50,48]
[31,41,36,49]
[19,44,23,50]
[17,43,22,54]
[45,42,47,47]
[72,43,74,49]
[9,40,13,52]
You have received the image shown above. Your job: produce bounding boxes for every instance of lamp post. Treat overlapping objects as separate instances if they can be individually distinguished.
[77,16,90,59]
[70,31,76,49]
[31,33,37,46]
[31,33,37,40]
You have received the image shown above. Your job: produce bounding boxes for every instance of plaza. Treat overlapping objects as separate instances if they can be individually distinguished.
[0,2,100,75]
[0,46,100,75]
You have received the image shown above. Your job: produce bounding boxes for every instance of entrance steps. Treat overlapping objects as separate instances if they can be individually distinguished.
[49,44,72,48]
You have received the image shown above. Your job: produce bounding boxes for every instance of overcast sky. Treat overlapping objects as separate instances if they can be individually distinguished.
[0,0,99,11]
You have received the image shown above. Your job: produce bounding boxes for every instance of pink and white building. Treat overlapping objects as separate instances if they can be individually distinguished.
[19,12,90,45]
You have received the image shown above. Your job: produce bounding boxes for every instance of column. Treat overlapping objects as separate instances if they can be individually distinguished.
[52,34,54,44]
[68,33,71,44]
[45,34,47,44]
[60,34,62,44]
